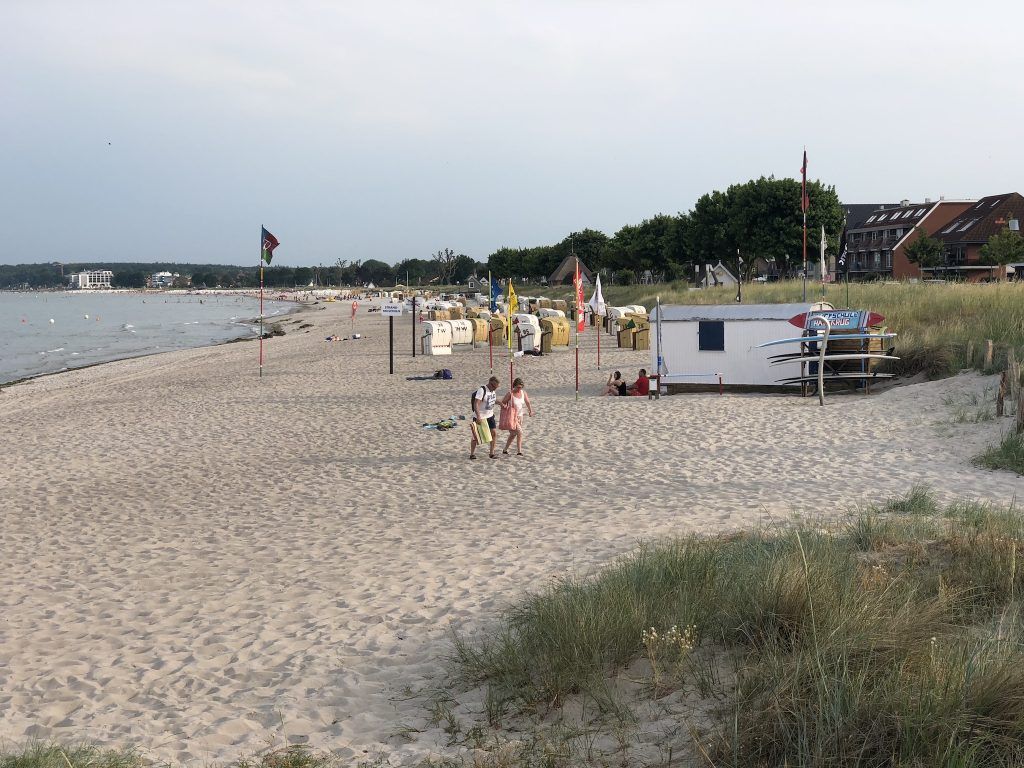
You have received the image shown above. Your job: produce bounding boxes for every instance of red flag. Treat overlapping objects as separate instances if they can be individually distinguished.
[575,260,585,333]
[800,150,809,213]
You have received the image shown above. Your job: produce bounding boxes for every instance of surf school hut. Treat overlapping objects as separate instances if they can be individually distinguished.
[652,303,815,393]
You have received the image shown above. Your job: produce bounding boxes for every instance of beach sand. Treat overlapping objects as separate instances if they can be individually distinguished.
[2,300,1023,764]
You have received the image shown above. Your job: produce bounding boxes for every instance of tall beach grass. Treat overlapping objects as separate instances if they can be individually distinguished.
[453,487,1024,766]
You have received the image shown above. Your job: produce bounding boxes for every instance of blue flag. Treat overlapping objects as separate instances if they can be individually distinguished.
[490,276,501,311]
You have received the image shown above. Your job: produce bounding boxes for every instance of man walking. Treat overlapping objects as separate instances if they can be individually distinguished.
[470,376,500,460]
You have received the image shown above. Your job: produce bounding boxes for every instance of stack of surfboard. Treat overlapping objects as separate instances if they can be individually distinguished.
[759,308,898,388]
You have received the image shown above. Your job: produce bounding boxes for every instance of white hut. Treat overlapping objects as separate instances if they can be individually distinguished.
[651,303,813,391]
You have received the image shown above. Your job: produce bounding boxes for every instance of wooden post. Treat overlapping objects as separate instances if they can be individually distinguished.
[966,340,975,367]
[1017,391,1024,434]
[998,371,1007,417]
[984,339,994,369]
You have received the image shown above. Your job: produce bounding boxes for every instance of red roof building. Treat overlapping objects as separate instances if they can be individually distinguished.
[925,193,1024,281]
[845,199,974,280]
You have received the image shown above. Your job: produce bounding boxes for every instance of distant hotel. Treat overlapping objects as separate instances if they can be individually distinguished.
[68,270,114,289]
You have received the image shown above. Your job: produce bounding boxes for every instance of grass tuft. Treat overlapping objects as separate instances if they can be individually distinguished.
[975,432,1024,475]
[453,489,1024,766]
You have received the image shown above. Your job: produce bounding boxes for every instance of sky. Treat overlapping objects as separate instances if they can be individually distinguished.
[3,0,1023,267]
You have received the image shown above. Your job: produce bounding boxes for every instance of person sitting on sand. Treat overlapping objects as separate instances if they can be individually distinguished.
[602,371,627,396]
[628,368,650,397]
[499,377,534,456]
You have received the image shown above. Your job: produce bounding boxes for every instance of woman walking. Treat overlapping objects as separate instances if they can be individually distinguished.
[499,377,533,456]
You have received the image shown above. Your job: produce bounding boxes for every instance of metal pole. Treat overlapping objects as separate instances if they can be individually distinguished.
[411,293,416,357]
[802,210,808,303]
[389,316,394,374]
[656,295,663,382]
[259,264,264,378]
[813,315,832,406]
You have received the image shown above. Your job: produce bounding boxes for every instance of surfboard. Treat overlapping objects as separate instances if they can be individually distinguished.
[768,351,895,361]
[769,353,900,364]
[758,333,897,348]
[787,310,885,329]
[775,373,896,384]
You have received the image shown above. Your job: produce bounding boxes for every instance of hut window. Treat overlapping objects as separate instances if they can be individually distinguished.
[698,321,725,351]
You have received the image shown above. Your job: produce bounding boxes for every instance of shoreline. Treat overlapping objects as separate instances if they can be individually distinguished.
[0,301,311,390]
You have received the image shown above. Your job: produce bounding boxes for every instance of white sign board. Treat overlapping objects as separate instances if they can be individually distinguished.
[382,303,403,316]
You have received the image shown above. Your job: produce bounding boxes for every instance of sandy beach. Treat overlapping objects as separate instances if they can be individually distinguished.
[3,300,1024,764]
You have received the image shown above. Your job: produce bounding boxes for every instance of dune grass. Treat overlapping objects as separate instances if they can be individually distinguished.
[452,487,1024,766]
[587,279,1024,380]
[974,431,1024,475]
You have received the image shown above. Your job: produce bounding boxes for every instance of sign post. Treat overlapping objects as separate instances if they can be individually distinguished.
[382,302,403,374]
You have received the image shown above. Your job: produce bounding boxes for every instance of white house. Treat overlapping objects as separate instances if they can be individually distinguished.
[699,262,738,289]
[651,303,815,391]
[68,270,114,289]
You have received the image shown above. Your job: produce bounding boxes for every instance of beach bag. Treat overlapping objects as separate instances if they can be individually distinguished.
[442,368,453,379]
[498,403,517,431]
[472,418,492,444]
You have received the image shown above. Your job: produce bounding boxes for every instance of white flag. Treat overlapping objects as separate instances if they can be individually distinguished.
[820,225,827,280]
[587,273,606,316]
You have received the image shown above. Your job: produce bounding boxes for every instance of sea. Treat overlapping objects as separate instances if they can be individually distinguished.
[0,292,294,385]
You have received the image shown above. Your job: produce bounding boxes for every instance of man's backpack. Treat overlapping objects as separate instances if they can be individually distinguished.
[470,384,487,413]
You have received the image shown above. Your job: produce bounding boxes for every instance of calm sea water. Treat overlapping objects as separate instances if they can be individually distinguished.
[0,292,293,384]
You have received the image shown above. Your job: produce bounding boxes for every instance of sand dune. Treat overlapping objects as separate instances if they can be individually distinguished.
[2,300,1023,764]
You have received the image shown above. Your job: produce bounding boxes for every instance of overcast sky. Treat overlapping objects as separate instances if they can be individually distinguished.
[3,0,1023,267]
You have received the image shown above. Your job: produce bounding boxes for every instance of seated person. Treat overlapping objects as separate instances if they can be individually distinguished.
[628,368,651,396]
[603,371,627,396]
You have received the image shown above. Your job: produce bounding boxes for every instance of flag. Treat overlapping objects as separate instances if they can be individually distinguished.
[838,245,849,274]
[489,273,501,312]
[506,278,517,350]
[261,227,279,265]
[574,260,585,333]
[820,225,827,280]
[800,150,809,213]
[588,273,606,316]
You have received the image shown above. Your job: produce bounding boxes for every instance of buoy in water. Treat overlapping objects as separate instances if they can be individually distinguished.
[49,318,55,324]
[84,314,89,319]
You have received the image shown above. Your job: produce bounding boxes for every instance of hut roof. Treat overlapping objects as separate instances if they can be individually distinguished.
[653,303,810,322]
[548,256,593,285]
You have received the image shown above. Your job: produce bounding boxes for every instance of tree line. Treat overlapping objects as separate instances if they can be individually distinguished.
[1,253,488,290]
[486,176,844,284]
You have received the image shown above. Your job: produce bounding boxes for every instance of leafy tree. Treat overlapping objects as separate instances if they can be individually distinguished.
[111,270,147,288]
[451,254,477,283]
[979,227,1024,281]
[292,267,313,286]
[904,229,946,276]
[358,259,395,285]
[395,258,434,285]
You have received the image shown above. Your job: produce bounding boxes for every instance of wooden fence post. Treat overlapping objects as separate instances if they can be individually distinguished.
[966,340,975,367]
[998,371,1007,417]
[1017,392,1024,434]
[984,339,994,369]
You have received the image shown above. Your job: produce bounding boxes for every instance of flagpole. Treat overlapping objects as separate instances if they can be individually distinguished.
[574,258,580,401]
[259,245,264,379]
[488,273,493,373]
[508,277,514,389]
[802,147,808,303]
